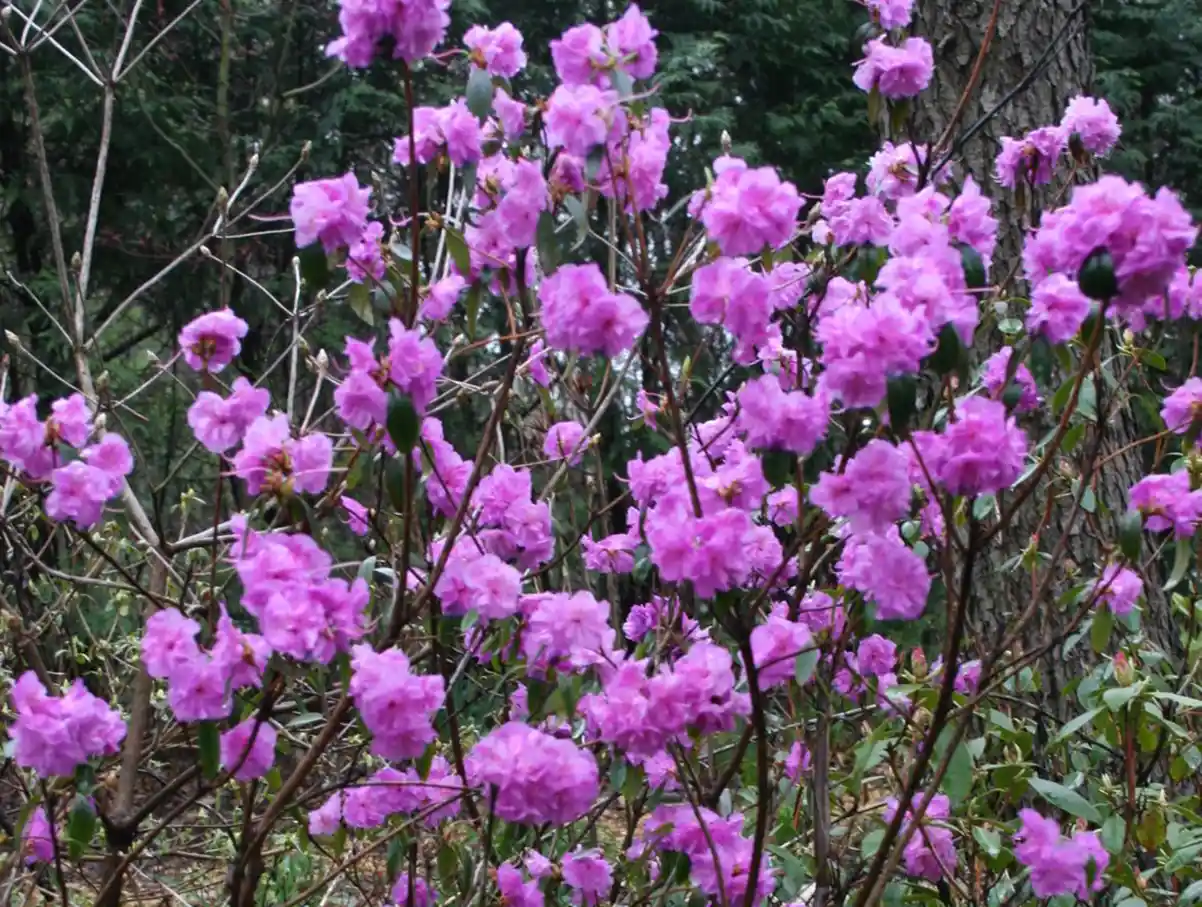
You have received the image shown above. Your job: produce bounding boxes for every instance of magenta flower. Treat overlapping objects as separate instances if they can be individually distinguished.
[308,792,343,836]
[1014,809,1109,899]
[810,439,913,536]
[142,608,202,679]
[947,175,998,263]
[10,672,126,777]
[785,740,811,781]
[562,849,612,906]
[883,794,958,881]
[607,4,658,79]
[21,806,54,865]
[544,421,588,464]
[981,347,1039,413]
[750,604,814,689]
[550,23,608,85]
[582,532,638,575]
[290,172,372,253]
[698,157,802,256]
[220,718,278,781]
[231,414,332,495]
[539,263,648,357]
[391,874,436,907]
[830,195,894,247]
[857,635,898,676]
[326,0,449,67]
[923,397,1028,496]
[466,722,599,826]
[464,22,527,77]
[867,0,914,28]
[853,37,934,99]
[350,644,445,760]
[1026,274,1091,344]
[388,320,445,412]
[1061,95,1121,156]
[737,375,830,455]
[497,863,543,907]
[1161,377,1202,434]
[522,589,615,673]
[1095,564,1142,616]
[545,84,623,158]
[45,433,134,529]
[995,126,1066,189]
[178,309,249,373]
[837,529,930,621]
[1128,471,1202,537]
[420,275,466,322]
[493,89,527,141]
[347,221,386,283]
[188,378,270,453]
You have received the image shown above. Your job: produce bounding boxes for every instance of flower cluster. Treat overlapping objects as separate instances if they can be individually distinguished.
[1013,809,1109,898]
[349,645,446,759]
[9,672,126,777]
[882,794,958,880]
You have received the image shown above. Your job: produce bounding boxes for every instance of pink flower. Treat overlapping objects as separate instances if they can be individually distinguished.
[179,309,249,373]
[497,863,543,907]
[466,722,599,826]
[493,89,527,141]
[21,806,54,864]
[809,439,912,535]
[394,102,482,167]
[464,22,526,77]
[1027,274,1091,344]
[853,37,933,99]
[607,4,658,80]
[291,172,372,252]
[550,24,608,85]
[188,378,270,453]
[829,196,893,247]
[539,263,648,357]
[544,421,588,464]
[421,275,466,322]
[326,0,449,67]
[211,605,270,690]
[750,604,814,689]
[232,414,332,495]
[1014,810,1108,899]
[391,875,436,907]
[837,529,930,621]
[737,375,830,455]
[698,157,802,256]
[49,394,92,448]
[995,126,1066,189]
[167,656,232,722]
[142,608,203,679]
[308,793,343,835]
[562,849,612,906]
[922,397,1028,496]
[947,176,997,263]
[981,347,1039,413]
[884,795,958,881]
[1095,564,1142,617]
[1061,95,1121,156]
[857,635,898,676]
[522,590,615,673]
[10,672,126,777]
[342,496,370,536]
[347,221,386,283]
[583,532,638,574]
[388,320,445,412]
[545,84,623,158]
[220,718,277,780]
[350,644,445,760]
[1162,377,1202,434]
[785,741,811,781]
[867,0,913,28]
[1128,471,1202,537]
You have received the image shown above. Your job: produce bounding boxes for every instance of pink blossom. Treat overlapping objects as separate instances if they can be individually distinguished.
[981,347,1039,413]
[737,375,829,455]
[220,718,277,780]
[1014,809,1109,899]
[562,849,612,906]
[995,126,1066,189]
[392,875,436,907]
[583,532,638,575]
[607,4,658,79]
[550,23,608,85]
[347,221,386,282]
[232,414,332,495]
[1095,564,1142,617]
[21,806,54,864]
[291,173,372,252]
[539,263,648,357]
[698,158,802,256]
[785,741,811,781]
[10,672,126,777]
[388,320,445,411]
[493,89,527,141]
[947,176,997,263]
[810,439,912,535]
[837,529,930,621]
[750,604,814,688]
[923,397,1028,496]
[853,37,933,99]
[523,590,615,673]
[1026,274,1091,344]
[308,792,343,835]
[179,309,249,373]
[545,84,623,158]
[188,378,270,453]
[350,644,445,760]
[857,635,898,676]
[1128,471,1202,537]
[829,196,893,247]
[466,722,599,826]
[464,22,526,77]
[326,0,449,67]
[1161,377,1202,434]
[142,608,202,679]
[421,275,466,322]
[544,421,588,464]
[867,0,913,28]
[1061,95,1121,156]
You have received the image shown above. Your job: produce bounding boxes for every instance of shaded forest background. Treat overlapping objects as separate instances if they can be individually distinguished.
[1,0,1200,540]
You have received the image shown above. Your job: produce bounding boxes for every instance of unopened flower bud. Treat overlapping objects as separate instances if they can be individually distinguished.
[720,130,732,154]
[315,349,329,372]
[301,141,312,161]
[217,186,230,212]
[71,251,82,272]
[4,330,22,349]
[910,648,927,678]
[1113,650,1136,686]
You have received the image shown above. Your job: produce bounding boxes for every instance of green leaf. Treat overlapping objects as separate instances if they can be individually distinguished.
[997,318,1023,335]
[1090,608,1114,654]
[1028,777,1103,824]
[1078,247,1118,301]
[1103,686,1139,712]
[794,648,819,687]
[928,323,967,377]
[1181,881,1202,905]
[444,228,472,277]
[536,209,561,276]
[386,392,420,454]
[972,826,1001,858]
[298,244,331,292]
[357,555,377,582]
[437,843,459,888]
[197,721,221,780]
[1100,814,1125,854]
[1164,537,1192,591]
[886,374,918,435]
[610,67,635,99]
[465,66,495,121]
[861,828,884,857]
[347,281,373,325]
[939,738,974,805]
[761,449,795,489]
[1118,511,1142,563]
[958,243,986,290]
[385,456,408,512]
[67,794,95,860]
[1001,381,1026,411]
[1054,706,1103,743]
[563,194,590,250]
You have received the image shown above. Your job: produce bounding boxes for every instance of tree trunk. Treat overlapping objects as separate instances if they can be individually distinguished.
[913,0,1177,715]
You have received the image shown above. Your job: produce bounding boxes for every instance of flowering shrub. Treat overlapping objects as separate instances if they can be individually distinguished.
[4,1,1202,906]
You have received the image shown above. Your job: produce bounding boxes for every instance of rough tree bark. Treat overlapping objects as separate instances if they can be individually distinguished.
[912,0,1176,715]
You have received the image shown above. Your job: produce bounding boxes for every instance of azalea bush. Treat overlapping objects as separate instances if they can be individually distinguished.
[4,0,1202,906]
